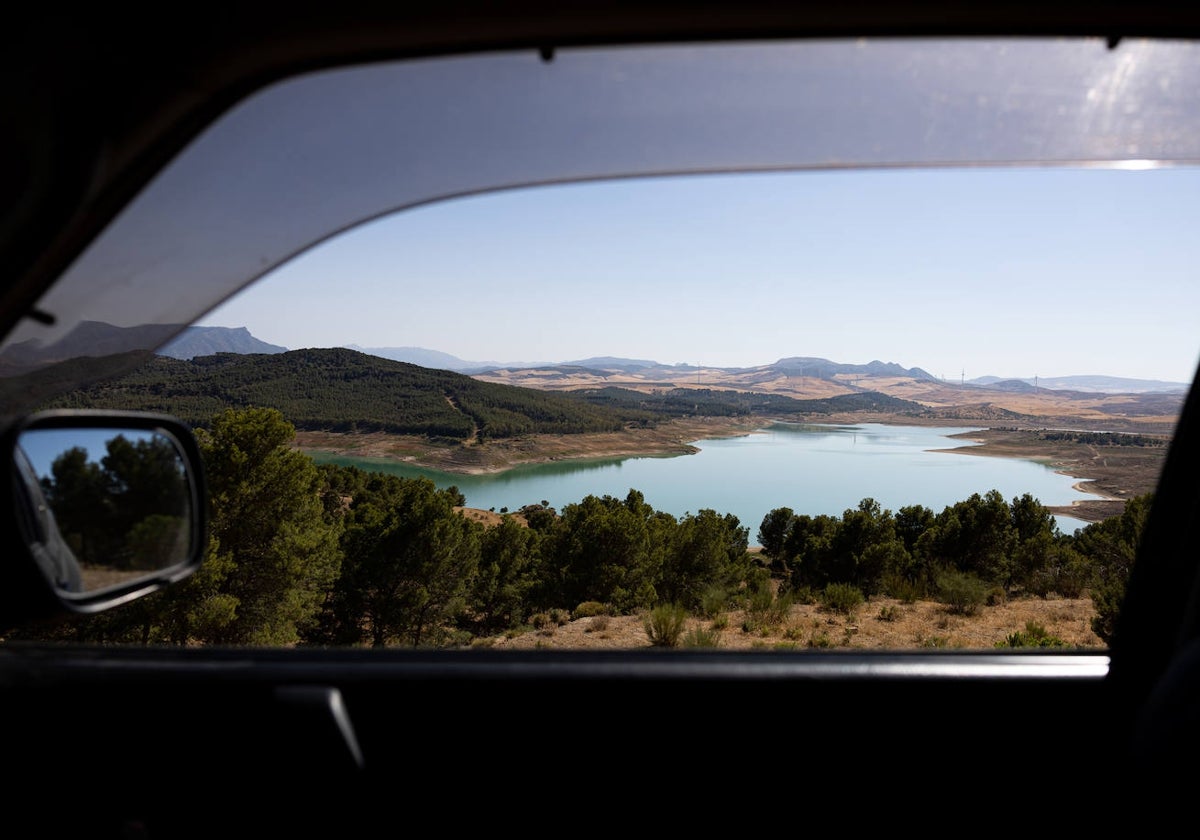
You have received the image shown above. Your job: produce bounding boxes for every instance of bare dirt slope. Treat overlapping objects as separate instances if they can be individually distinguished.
[295,417,763,475]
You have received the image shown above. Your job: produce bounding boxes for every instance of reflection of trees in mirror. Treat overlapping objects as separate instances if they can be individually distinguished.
[37,433,189,575]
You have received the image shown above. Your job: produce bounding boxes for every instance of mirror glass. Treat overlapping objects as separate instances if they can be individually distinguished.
[13,427,194,595]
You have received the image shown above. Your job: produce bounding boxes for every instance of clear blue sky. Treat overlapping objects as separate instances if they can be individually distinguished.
[201,165,1200,384]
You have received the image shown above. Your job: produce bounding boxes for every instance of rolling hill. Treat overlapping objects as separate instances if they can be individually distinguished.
[37,347,928,440]
[6,325,1183,434]
[967,374,1190,394]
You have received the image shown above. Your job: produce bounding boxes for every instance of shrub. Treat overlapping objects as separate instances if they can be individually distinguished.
[788,585,819,606]
[1091,578,1126,645]
[644,603,689,647]
[444,629,474,648]
[821,583,864,616]
[1028,563,1090,599]
[574,601,611,618]
[746,582,775,615]
[997,621,1069,648]
[530,612,552,630]
[745,582,791,632]
[770,590,794,622]
[700,586,730,619]
[808,632,832,648]
[880,573,922,603]
[877,605,900,622]
[549,608,571,626]
[936,570,988,616]
[711,614,729,631]
[682,627,721,648]
[585,616,610,633]
[1057,556,1092,599]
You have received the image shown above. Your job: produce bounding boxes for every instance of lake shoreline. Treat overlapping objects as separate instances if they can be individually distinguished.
[296,413,1166,524]
[930,426,1166,522]
[294,416,765,476]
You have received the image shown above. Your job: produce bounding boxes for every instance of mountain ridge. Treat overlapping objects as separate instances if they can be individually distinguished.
[160,326,287,359]
[339,342,1186,393]
[42,346,923,438]
[967,374,1189,394]
[7,323,1183,397]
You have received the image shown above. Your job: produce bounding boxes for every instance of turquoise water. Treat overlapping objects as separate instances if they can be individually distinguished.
[309,422,1098,537]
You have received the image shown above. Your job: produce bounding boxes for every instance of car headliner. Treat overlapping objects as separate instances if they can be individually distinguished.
[7,4,1200,324]
[3,33,1200,417]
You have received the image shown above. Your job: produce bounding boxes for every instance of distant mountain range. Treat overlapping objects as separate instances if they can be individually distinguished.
[769,356,939,381]
[38,347,923,436]
[0,321,183,374]
[3,324,1189,397]
[343,345,943,380]
[340,344,516,372]
[967,375,1190,395]
[0,321,286,374]
[159,326,287,359]
[347,345,1189,395]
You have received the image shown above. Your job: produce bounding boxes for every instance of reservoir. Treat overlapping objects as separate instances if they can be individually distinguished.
[309,422,1097,537]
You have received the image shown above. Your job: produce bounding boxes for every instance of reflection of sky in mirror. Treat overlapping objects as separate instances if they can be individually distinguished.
[18,430,161,481]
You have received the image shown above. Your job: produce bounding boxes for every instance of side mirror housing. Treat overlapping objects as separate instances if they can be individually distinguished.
[0,410,208,630]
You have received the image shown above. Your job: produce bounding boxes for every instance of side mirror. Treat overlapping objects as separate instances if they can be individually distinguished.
[0,410,207,628]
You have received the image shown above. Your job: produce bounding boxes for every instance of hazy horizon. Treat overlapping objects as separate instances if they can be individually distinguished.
[198,167,1200,386]
[177,327,1195,388]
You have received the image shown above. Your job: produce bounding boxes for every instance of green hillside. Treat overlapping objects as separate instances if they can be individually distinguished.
[39,347,929,440]
[41,348,630,438]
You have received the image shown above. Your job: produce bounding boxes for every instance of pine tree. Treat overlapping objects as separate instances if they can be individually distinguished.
[194,407,342,645]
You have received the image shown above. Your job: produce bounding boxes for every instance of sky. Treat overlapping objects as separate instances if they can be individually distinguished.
[200,165,1200,384]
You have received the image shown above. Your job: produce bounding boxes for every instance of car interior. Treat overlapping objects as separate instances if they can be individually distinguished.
[4,4,1200,832]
